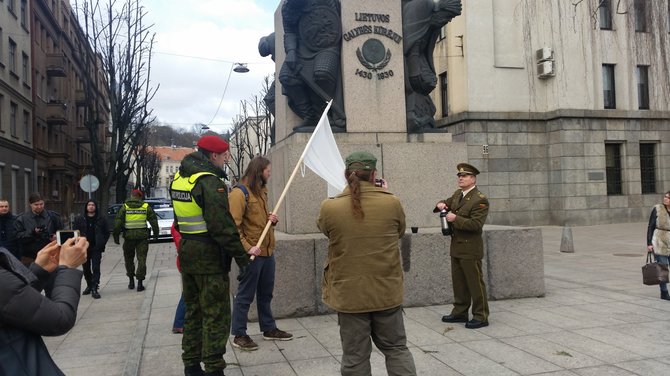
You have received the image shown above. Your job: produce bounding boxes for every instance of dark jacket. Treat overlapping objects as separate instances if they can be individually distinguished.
[0,212,18,258]
[173,151,249,274]
[14,210,63,259]
[0,247,82,335]
[73,214,110,253]
[0,248,82,376]
[112,198,159,241]
[439,187,489,259]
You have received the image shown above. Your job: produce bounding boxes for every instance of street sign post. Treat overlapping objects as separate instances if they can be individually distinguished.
[79,174,100,199]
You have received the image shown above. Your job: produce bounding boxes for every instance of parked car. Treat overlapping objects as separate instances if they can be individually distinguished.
[152,207,175,241]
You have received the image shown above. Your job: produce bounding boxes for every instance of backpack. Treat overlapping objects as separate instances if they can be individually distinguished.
[233,184,249,209]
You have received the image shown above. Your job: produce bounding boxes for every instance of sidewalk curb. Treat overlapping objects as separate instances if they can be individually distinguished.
[122,269,159,376]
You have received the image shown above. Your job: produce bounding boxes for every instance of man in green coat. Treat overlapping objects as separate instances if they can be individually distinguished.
[113,189,159,292]
[435,163,490,329]
[170,135,251,376]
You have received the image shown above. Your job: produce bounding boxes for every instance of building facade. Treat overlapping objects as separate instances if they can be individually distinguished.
[1,0,109,220]
[434,0,670,226]
[0,0,35,211]
[148,146,194,199]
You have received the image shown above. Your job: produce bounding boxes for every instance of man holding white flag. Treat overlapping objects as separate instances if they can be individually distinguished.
[302,100,346,197]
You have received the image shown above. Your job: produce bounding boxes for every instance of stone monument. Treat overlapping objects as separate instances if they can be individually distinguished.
[269,0,466,234]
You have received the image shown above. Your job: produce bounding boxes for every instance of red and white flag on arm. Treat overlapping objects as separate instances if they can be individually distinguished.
[301,100,346,197]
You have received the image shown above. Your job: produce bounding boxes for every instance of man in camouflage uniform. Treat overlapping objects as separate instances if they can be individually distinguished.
[170,135,251,376]
[113,189,159,292]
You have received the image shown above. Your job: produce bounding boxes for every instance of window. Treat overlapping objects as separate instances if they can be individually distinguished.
[599,0,613,30]
[635,0,647,32]
[0,28,3,64]
[22,53,28,82]
[640,143,656,194]
[602,64,616,109]
[439,72,448,117]
[20,0,27,27]
[8,0,15,14]
[10,102,18,137]
[605,143,622,195]
[22,110,29,141]
[8,39,16,72]
[636,65,649,109]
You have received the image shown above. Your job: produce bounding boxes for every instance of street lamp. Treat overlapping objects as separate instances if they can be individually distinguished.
[203,62,250,127]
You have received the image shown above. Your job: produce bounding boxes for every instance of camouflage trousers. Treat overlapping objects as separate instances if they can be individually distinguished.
[122,238,148,280]
[181,272,231,373]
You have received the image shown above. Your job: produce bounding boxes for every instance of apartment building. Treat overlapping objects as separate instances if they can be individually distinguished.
[0,0,34,211]
[148,146,195,199]
[1,0,109,219]
[434,0,670,226]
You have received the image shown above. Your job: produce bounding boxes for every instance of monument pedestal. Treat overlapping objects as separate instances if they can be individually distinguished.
[268,132,466,234]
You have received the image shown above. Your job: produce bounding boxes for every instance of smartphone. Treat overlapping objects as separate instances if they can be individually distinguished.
[56,230,79,245]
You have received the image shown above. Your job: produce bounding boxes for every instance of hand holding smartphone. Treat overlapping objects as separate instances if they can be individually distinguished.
[56,230,80,245]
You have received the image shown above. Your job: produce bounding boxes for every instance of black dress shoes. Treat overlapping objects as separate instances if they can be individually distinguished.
[441,314,468,323]
[465,319,489,329]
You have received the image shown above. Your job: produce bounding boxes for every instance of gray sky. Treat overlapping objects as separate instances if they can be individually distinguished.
[143,0,279,134]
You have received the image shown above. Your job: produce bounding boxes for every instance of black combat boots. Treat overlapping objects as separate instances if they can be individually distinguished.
[661,290,670,300]
[128,277,135,290]
[184,365,204,376]
[136,280,145,292]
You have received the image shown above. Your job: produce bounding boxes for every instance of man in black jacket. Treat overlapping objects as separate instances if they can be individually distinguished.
[15,193,63,265]
[74,200,110,299]
[0,199,18,259]
[0,237,88,375]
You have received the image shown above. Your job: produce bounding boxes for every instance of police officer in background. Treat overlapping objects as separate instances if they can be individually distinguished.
[113,189,159,292]
[434,163,490,329]
[170,135,252,376]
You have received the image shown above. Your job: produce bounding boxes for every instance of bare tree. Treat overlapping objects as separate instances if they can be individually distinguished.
[140,148,162,196]
[74,0,157,209]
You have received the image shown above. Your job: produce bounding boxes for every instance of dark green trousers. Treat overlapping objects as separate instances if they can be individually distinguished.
[181,272,231,373]
[338,306,416,376]
[122,238,148,280]
[450,257,489,321]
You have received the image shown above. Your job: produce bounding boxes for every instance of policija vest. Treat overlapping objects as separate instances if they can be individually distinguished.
[124,203,148,229]
[170,172,218,234]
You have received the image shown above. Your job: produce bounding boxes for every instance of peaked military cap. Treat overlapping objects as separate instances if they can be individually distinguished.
[345,151,377,171]
[456,163,480,176]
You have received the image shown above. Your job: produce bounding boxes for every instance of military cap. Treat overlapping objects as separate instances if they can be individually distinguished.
[197,135,229,153]
[131,189,143,197]
[456,163,480,176]
[345,151,377,171]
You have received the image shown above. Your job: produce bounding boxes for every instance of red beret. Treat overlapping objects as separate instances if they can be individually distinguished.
[131,189,143,197]
[197,136,229,153]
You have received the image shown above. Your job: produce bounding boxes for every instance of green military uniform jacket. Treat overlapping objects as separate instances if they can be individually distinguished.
[112,199,159,241]
[317,182,406,313]
[441,187,489,259]
[174,151,249,274]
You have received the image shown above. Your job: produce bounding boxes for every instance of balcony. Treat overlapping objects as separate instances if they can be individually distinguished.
[75,127,90,143]
[75,89,90,107]
[46,53,67,77]
[46,101,68,125]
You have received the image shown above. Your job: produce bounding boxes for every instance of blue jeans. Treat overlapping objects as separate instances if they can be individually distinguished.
[655,254,669,292]
[231,254,276,336]
[173,295,185,329]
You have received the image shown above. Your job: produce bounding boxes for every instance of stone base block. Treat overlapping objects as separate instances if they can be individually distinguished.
[236,226,545,320]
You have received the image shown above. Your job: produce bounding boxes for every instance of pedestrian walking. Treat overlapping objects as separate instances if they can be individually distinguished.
[646,190,670,300]
[15,193,63,266]
[435,163,490,329]
[170,135,251,376]
[0,199,19,259]
[317,151,417,376]
[73,200,110,299]
[230,156,292,352]
[112,189,159,292]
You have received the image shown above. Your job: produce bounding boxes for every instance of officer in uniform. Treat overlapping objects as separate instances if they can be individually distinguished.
[170,135,251,376]
[113,189,159,292]
[434,163,490,329]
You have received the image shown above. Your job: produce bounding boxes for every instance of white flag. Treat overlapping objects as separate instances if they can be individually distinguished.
[302,101,346,197]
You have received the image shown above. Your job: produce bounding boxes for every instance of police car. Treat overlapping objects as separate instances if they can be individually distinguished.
[152,206,174,241]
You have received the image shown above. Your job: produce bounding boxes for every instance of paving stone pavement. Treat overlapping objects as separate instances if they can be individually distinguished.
[44,222,670,375]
